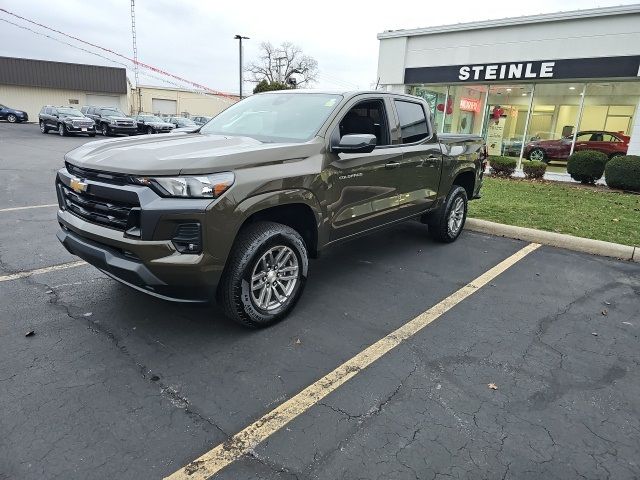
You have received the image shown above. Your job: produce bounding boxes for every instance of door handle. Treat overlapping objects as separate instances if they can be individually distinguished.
[385,162,401,169]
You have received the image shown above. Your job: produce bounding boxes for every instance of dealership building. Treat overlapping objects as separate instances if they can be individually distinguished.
[377,4,640,171]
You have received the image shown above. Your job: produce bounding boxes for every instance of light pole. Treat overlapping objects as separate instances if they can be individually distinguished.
[234,34,249,98]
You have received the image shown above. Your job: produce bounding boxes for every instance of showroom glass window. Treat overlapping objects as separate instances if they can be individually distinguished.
[443,85,488,135]
[521,82,584,173]
[482,84,534,159]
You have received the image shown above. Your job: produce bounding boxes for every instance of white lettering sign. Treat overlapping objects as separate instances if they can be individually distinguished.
[457,62,556,81]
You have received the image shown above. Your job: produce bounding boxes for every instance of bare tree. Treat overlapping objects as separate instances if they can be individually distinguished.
[246,42,318,87]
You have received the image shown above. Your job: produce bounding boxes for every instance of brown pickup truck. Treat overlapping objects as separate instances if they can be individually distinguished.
[56,90,486,327]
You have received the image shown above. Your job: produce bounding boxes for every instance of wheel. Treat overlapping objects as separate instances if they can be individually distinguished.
[6,114,17,123]
[528,148,546,162]
[427,185,468,243]
[147,126,154,135]
[58,123,67,137]
[218,221,308,328]
[39,121,48,134]
[101,124,110,136]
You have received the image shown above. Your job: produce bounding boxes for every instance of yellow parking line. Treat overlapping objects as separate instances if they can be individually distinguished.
[0,203,57,212]
[0,261,87,283]
[166,242,541,480]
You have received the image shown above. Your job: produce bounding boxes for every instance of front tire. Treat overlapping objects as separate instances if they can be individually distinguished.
[218,221,308,328]
[40,121,48,134]
[528,148,546,163]
[6,114,17,123]
[427,185,468,243]
[101,124,110,136]
[147,126,154,135]
[58,123,67,136]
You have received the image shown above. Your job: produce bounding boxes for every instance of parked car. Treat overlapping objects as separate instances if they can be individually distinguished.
[191,115,212,126]
[134,114,175,134]
[167,116,198,129]
[524,131,629,162]
[55,90,486,327]
[0,104,28,123]
[39,106,95,137]
[83,106,137,136]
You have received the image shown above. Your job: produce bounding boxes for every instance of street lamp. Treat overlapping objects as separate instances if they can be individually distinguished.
[234,34,249,99]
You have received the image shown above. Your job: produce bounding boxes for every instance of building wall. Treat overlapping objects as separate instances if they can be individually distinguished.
[0,84,127,121]
[131,86,237,117]
[377,6,640,89]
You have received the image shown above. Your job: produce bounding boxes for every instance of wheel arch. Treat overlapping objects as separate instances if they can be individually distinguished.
[231,189,323,258]
[451,167,477,199]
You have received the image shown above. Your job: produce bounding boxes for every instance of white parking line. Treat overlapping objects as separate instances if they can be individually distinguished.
[0,203,57,213]
[0,261,87,283]
[166,242,542,480]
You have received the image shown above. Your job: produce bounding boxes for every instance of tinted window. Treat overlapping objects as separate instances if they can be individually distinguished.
[603,134,620,142]
[395,100,429,143]
[338,99,389,146]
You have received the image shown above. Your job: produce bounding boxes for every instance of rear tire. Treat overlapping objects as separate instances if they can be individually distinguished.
[218,221,308,328]
[427,185,468,243]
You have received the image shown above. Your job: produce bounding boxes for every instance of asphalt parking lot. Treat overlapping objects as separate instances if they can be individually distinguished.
[1,122,639,480]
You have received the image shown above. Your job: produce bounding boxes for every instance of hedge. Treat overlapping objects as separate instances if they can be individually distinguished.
[604,155,640,192]
[567,150,608,184]
[522,160,547,180]
[490,156,517,177]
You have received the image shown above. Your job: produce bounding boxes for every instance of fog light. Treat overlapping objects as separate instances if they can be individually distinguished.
[172,223,201,254]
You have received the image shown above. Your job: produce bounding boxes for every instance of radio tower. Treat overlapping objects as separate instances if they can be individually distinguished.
[130,0,141,113]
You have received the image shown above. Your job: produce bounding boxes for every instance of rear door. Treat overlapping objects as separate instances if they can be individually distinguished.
[325,95,407,241]
[393,99,442,212]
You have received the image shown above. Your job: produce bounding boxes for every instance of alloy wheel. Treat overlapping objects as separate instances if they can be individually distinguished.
[529,149,545,161]
[250,245,299,311]
[447,197,465,236]
[7,114,17,123]
[40,121,45,133]
[58,124,64,136]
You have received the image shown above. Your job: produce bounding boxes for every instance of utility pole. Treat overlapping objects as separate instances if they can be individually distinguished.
[275,56,287,83]
[234,34,249,98]
[130,0,141,113]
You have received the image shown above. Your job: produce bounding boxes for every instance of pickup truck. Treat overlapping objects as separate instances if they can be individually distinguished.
[55,90,486,328]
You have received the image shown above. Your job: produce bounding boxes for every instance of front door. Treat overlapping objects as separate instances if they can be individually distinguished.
[325,97,407,241]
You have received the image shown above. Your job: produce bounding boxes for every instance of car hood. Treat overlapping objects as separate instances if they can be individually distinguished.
[147,122,174,128]
[64,133,323,175]
[105,115,132,122]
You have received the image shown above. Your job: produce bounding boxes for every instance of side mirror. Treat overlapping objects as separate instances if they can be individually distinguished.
[333,134,377,154]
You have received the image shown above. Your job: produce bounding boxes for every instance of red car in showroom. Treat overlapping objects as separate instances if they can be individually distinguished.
[524,131,630,162]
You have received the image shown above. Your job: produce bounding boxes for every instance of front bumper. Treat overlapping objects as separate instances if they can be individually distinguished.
[67,124,96,134]
[109,125,138,134]
[55,167,226,302]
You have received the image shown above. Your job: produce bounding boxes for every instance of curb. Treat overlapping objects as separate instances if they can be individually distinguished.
[465,218,640,263]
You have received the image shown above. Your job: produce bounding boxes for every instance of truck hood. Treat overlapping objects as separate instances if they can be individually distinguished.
[64,133,323,175]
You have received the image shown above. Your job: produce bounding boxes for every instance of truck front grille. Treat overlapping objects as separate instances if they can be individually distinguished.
[60,183,139,232]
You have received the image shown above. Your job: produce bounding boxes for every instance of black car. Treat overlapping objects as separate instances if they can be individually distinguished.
[83,106,137,136]
[168,116,198,129]
[134,114,175,134]
[39,106,96,137]
[0,104,28,123]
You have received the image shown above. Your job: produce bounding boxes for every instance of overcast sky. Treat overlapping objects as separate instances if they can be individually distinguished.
[1,0,637,95]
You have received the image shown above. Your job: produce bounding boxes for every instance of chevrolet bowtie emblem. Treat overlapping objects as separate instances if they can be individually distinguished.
[70,178,88,194]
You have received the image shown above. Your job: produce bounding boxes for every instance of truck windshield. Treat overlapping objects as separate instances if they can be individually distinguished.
[200,93,342,143]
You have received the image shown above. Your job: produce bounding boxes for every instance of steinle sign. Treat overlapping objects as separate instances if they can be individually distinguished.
[459,62,555,81]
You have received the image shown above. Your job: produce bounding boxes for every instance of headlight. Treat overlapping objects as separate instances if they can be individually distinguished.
[134,172,234,198]
[109,118,118,125]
